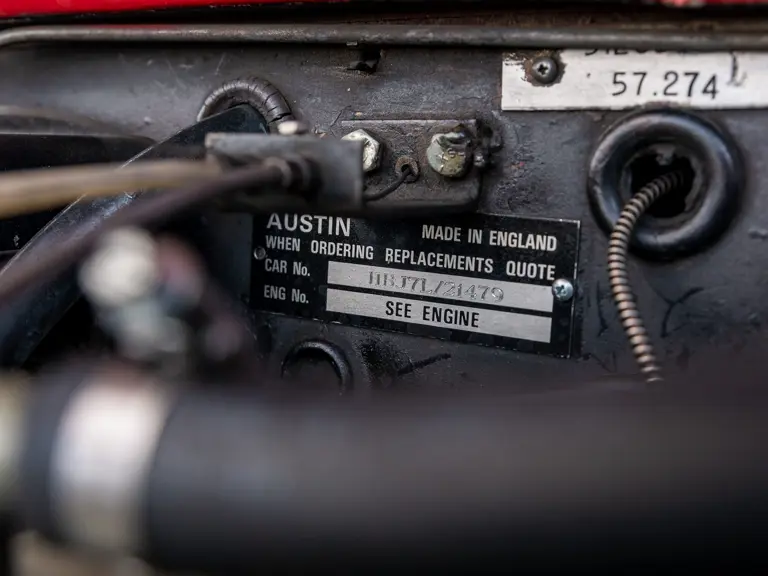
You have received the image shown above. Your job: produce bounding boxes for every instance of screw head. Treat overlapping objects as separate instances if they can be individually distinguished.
[253,246,267,261]
[552,278,574,302]
[473,150,488,170]
[530,56,559,85]
[426,129,472,178]
[341,129,382,173]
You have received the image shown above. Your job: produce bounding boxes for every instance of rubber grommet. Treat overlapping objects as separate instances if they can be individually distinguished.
[588,110,742,260]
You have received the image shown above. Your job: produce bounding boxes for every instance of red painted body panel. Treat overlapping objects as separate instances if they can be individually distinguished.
[0,0,343,18]
[0,0,764,19]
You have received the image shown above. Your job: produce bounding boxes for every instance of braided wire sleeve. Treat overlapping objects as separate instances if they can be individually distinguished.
[608,171,686,383]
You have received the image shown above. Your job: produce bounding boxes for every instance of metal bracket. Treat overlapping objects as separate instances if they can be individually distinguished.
[335,118,485,214]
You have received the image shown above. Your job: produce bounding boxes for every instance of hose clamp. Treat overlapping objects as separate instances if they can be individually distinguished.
[50,367,171,554]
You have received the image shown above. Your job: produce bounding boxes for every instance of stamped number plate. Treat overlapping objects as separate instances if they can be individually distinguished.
[251,213,580,358]
[502,50,768,111]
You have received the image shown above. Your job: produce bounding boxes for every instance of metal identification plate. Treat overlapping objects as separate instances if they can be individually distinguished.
[251,213,580,357]
[502,50,767,111]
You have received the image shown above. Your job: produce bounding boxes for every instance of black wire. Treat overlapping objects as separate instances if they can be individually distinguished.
[0,160,306,306]
[364,165,413,202]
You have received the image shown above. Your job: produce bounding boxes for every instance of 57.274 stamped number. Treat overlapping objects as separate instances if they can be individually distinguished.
[502,49,764,110]
[610,70,719,100]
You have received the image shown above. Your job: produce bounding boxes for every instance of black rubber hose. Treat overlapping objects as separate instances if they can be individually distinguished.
[16,364,768,573]
[0,105,268,367]
[140,389,768,573]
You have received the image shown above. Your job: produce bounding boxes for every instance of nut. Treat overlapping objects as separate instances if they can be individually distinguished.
[341,129,381,173]
[426,129,472,178]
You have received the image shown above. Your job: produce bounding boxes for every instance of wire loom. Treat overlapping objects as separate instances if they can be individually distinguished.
[0,157,316,307]
[608,171,687,384]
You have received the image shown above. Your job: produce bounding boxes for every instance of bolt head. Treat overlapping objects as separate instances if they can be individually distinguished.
[341,129,382,173]
[426,130,472,178]
[530,56,559,85]
[79,228,159,308]
[552,278,574,302]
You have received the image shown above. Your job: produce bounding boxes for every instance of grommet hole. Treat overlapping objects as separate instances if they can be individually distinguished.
[588,111,741,259]
[621,147,697,220]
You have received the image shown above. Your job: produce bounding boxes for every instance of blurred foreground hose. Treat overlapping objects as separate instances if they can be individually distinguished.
[7,363,768,574]
[0,378,25,519]
[0,377,25,576]
[0,160,223,219]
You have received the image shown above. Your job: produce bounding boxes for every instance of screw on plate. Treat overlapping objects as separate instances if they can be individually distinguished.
[552,278,574,302]
[253,246,267,261]
[530,56,559,85]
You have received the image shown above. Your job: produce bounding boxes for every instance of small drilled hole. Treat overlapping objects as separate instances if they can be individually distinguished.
[625,151,696,219]
[282,348,342,392]
[395,156,420,182]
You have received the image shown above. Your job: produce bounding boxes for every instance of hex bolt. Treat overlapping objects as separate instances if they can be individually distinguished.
[552,278,575,302]
[341,129,382,173]
[426,128,472,179]
[530,56,559,85]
